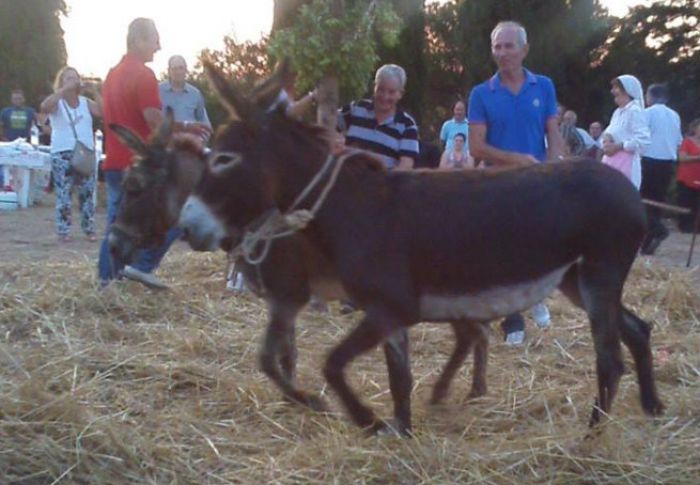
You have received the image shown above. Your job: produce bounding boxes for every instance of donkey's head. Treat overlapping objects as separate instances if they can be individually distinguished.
[179,60,327,252]
[108,111,206,263]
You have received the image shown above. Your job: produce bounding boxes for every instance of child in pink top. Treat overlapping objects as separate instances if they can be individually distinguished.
[601,132,634,184]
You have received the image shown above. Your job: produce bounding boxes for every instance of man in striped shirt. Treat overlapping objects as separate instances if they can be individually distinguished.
[339,64,419,170]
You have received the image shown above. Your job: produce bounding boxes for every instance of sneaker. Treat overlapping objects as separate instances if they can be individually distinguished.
[309,296,329,314]
[226,272,246,292]
[339,301,358,315]
[531,302,551,329]
[122,265,168,290]
[504,330,525,346]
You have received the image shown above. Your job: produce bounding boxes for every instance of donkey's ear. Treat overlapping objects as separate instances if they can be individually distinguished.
[153,107,175,147]
[252,58,291,111]
[111,124,148,156]
[203,61,254,122]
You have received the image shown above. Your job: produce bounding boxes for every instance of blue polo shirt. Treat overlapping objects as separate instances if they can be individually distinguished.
[468,69,558,162]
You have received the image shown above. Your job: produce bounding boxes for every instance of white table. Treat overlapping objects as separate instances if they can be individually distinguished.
[0,142,52,208]
[0,140,103,208]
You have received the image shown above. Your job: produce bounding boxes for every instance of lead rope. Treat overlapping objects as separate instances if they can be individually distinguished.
[228,149,359,293]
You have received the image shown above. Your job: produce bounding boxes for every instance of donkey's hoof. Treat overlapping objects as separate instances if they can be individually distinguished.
[644,399,665,417]
[302,393,330,413]
[467,385,487,400]
[370,419,412,438]
[429,387,448,405]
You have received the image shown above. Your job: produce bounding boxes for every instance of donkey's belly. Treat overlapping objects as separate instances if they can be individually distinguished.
[419,263,573,321]
[310,278,349,301]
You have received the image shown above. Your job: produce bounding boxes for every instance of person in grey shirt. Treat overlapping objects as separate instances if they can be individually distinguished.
[159,55,211,133]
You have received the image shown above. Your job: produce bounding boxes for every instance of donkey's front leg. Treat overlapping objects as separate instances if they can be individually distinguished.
[383,328,412,435]
[260,300,327,412]
[324,308,407,435]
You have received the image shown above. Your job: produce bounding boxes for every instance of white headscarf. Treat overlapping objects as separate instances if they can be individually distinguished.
[616,75,645,109]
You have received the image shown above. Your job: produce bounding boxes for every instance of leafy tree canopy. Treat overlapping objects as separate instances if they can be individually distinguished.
[0,0,67,108]
[268,0,402,102]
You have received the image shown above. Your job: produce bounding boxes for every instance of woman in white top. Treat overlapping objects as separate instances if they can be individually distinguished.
[439,132,474,169]
[40,67,102,242]
[602,75,650,189]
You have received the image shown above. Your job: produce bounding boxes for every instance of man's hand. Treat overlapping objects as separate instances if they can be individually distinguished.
[514,153,538,167]
[602,141,622,157]
[181,121,212,141]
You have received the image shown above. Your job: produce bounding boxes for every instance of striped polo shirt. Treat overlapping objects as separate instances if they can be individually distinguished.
[339,99,419,169]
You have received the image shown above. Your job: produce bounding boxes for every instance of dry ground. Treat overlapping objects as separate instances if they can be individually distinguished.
[1,201,699,484]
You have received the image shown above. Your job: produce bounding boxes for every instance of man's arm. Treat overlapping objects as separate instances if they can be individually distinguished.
[143,107,164,132]
[195,90,212,129]
[469,123,538,167]
[545,117,565,160]
[397,156,414,170]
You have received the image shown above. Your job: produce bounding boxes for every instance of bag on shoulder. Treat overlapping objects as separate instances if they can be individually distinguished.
[70,140,96,177]
[62,99,96,177]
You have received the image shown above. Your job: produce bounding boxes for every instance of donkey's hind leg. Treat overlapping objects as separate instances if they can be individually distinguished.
[260,300,327,412]
[620,308,665,416]
[560,262,631,425]
[559,266,664,421]
[430,322,489,405]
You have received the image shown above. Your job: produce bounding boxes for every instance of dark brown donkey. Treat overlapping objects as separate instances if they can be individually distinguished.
[178,63,664,436]
[106,111,489,418]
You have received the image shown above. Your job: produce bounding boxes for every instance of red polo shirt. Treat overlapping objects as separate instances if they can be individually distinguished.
[677,137,700,189]
[102,53,161,170]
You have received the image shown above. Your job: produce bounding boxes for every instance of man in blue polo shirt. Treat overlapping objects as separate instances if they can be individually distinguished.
[468,20,565,346]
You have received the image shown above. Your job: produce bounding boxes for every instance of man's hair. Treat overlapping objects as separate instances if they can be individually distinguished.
[127,17,156,51]
[564,110,578,124]
[374,64,407,91]
[454,133,467,141]
[11,89,24,96]
[168,55,187,70]
[647,83,669,103]
[491,21,528,47]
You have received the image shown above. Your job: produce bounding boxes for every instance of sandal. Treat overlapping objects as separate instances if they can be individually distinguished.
[86,234,97,242]
[58,235,72,243]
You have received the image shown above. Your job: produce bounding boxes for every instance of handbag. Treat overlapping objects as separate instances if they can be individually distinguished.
[62,99,96,177]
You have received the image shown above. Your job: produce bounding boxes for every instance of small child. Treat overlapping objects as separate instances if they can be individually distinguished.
[601,132,634,183]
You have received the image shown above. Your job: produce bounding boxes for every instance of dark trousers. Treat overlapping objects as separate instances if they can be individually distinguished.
[640,158,674,238]
[677,183,700,233]
[500,313,525,335]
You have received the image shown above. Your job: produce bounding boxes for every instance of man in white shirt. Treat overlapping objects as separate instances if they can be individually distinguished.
[640,83,683,255]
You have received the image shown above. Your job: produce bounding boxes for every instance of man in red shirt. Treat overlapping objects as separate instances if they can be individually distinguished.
[98,18,201,287]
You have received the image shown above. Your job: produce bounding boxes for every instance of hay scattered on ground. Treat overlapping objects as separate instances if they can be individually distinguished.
[1,252,699,484]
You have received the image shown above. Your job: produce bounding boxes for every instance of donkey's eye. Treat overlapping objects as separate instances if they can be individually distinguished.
[209,151,243,174]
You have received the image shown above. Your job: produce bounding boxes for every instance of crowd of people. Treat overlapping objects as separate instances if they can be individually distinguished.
[2,18,699,346]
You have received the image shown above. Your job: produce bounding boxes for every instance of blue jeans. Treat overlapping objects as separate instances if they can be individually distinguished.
[97,170,181,282]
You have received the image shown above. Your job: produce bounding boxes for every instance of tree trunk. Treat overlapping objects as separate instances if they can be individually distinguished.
[272,0,311,31]
[316,75,340,137]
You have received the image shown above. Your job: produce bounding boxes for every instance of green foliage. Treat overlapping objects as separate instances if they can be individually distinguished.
[269,0,402,101]
[193,38,272,128]
[599,0,700,124]
[0,0,67,109]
